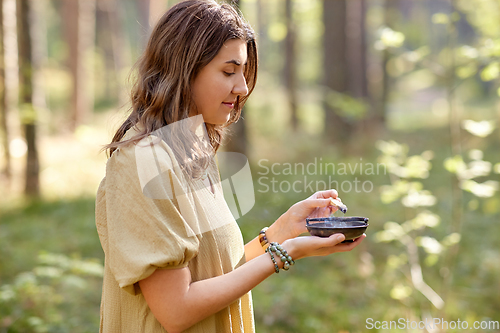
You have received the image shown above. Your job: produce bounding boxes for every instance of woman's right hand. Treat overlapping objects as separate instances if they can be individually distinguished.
[282,233,365,261]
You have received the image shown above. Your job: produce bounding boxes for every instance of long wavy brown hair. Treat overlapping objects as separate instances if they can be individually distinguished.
[105,0,257,178]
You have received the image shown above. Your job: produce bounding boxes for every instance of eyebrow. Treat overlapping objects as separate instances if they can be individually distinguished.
[225,59,247,66]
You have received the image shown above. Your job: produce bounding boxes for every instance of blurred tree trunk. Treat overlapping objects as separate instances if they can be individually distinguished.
[95,5,111,98]
[221,0,247,155]
[441,0,463,315]
[284,0,298,131]
[17,0,38,196]
[31,0,49,125]
[323,0,352,144]
[374,0,400,128]
[323,0,369,145]
[0,0,11,184]
[98,0,130,106]
[137,0,170,48]
[346,0,369,139]
[62,0,78,127]
[346,0,368,101]
[63,0,96,129]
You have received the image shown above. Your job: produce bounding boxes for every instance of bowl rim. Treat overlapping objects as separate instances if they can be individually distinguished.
[306,222,369,229]
[306,216,369,223]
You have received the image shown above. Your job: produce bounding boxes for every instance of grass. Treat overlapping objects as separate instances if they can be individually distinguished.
[0,197,103,333]
[0,197,103,280]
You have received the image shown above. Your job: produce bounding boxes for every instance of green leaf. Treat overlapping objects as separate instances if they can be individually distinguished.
[441,233,461,247]
[325,90,367,119]
[410,211,441,229]
[457,45,479,59]
[403,155,433,179]
[379,27,405,48]
[432,13,449,24]
[425,254,439,267]
[268,22,287,42]
[417,236,443,254]
[444,155,466,174]
[480,62,499,81]
[468,149,483,160]
[494,163,500,174]
[460,179,499,198]
[401,189,436,207]
[484,197,500,214]
[390,284,412,300]
[375,140,408,157]
[456,63,478,79]
[380,185,402,204]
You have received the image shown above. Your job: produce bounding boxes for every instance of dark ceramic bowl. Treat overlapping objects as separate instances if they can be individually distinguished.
[306,216,369,242]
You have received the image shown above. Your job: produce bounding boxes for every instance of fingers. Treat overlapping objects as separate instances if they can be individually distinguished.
[300,190,342,214]
[329,197,348,214]
[289,233,365,259]
[313,233,365,256]
[301,196,346,216]
[322,233,346,245]
[311,189,338,200]
[332,234,366,252]
[305,233,345,251]
[304,198,334,209]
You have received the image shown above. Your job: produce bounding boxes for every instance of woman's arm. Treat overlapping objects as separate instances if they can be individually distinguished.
[140,233,363,333]
[139,251,274,333]
[245,189,341,261]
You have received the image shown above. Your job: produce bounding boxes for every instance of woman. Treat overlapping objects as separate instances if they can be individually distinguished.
[96,1,365,332]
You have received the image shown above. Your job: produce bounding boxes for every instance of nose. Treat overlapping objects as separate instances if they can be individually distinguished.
[233,73,248,97]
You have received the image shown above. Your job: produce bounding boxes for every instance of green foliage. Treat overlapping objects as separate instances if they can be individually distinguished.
[374,140,450,308]
[0,199,103,333]
[0,253,102,333]
[325,90,368,120]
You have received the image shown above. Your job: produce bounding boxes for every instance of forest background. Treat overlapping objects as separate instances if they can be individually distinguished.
[0,0,499,332]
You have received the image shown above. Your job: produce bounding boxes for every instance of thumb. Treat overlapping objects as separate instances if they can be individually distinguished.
[329,233,345,245]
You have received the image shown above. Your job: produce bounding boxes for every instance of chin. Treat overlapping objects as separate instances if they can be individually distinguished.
[207,113,232,125]
[205,119,228,125]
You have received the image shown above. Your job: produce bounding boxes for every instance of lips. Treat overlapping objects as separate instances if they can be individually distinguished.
[222,102,235,109]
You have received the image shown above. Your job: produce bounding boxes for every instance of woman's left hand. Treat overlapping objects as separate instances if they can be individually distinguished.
[266,189,342,243]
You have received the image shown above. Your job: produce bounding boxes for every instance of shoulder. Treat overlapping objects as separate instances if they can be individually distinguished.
[107,127,177,174]
[106,130,185,199]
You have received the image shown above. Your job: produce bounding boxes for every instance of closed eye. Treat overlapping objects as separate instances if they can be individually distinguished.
[224,71,235,76]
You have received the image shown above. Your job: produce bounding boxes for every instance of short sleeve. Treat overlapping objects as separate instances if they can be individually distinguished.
[102,138,200,295]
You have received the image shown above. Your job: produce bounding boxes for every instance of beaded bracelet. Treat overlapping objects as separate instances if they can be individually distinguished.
[258,227,270,251]
[266,247,280,273]
[265,242,295,273]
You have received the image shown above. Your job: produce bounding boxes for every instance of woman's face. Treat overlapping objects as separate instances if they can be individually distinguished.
[191,39,249,125]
